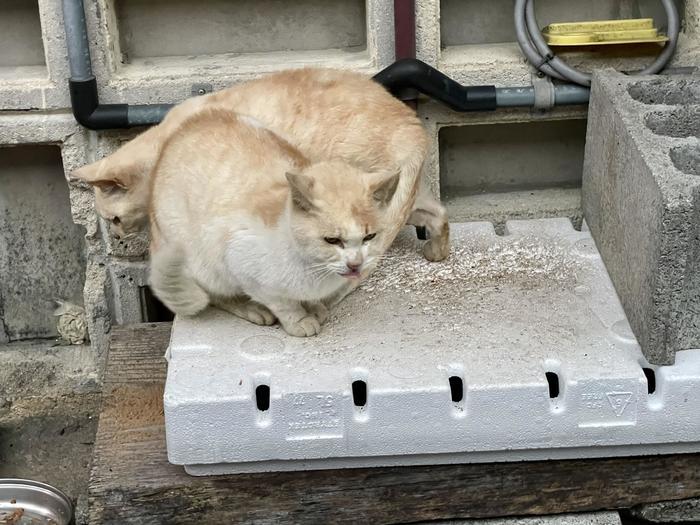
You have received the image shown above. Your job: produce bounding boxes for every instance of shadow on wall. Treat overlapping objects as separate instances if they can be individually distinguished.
[0,146,86,343]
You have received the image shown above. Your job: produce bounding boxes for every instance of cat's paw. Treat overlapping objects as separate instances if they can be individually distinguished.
[423,224,450,262]
[306,302,330,325]
[423,239,449,262]
[241,302,277,326]
[283,316,322,337]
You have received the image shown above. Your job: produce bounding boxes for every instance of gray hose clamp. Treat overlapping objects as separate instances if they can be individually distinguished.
[531,72,555,110]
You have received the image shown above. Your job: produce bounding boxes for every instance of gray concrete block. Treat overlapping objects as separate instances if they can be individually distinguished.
[0,340,100,504]
[441,0,683,47]
[632,497,700,523]
[87,0,394,106]
[107,259,149,325]
[0,0,72,111]
[439,119,587,194]
[0,0,45,68]
[116,0,367,58]
[0,146,86,341]
[417,0,700,88]
[418,511,621,525]
[582,70,700,364]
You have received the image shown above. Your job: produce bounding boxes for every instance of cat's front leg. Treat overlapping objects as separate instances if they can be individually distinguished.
[303,281,360,325]
[212,296,277,326]
[324,280,361,310]
[253,294,321,337]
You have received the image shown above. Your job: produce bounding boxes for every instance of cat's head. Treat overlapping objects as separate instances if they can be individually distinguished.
[72,158,149,239]
[285,160,400,280]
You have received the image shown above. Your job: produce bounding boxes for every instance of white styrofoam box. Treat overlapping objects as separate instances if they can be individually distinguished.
[164,219,700,476]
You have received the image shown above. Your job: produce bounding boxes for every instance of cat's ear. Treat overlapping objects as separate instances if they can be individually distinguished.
[370,171,401,207]
[71,160,132,194]
[285,172,315,212]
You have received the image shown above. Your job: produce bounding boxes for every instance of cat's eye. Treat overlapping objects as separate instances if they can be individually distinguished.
[324,237,343,246]
[363,233,376,243]
[112,217,121,225]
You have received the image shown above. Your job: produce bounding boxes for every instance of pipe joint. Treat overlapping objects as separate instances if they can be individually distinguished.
[69,78,129,129]
[373,58,497,112]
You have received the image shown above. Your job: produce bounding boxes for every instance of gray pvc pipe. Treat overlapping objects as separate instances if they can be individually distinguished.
[496,85,590,107]
[62,0,93,81]
[127,104,174,126]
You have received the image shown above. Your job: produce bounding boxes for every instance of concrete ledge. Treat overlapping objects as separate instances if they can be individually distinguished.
[632,497,700,523]
[420,511,621,525]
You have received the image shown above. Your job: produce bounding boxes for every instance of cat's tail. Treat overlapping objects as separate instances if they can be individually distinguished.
[149,243,210,316]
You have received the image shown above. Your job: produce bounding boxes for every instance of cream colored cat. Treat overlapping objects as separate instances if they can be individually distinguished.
[150,108,402,337]
[73,67,449,262]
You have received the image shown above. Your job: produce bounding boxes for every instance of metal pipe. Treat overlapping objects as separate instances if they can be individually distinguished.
[62,0,171,128]
[393,0,419,104]
[372,58,498,112]
[127,104,174,127]
[61,0,92,81]
[495,85,590,107]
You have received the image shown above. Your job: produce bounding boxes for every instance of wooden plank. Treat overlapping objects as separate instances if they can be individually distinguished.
[88,323,700,525]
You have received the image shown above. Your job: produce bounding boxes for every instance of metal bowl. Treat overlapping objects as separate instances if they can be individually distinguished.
[0,479,72,525]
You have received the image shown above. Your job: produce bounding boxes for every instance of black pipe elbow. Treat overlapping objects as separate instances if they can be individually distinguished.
[373,58,497,112]
[69,78,129,130]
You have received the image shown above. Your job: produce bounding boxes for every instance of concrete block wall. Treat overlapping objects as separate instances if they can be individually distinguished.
[0,0,699,363]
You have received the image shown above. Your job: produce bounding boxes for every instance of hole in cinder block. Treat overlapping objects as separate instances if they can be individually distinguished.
[0,0,45,69]
[440,120,587,195]
[0,146,86,341]
[628,78,700,105]
[440,0,685,47]
[139,286,175,322]
[545,372,560,399]
[255,385,271,412]
[449,376,464,403]
[645,108,700,139]
[439,121,586,227]
[114,0,366,62]
[643,367,657,394]
[352,380,367,407]
[670,143,700,177]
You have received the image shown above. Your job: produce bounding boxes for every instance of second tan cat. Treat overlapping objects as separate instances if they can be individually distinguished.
[73,67,449,261]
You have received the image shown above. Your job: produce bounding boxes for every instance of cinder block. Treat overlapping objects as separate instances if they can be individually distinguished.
[632,497,700,523]
[419,511,622,525]
[582,70,700,364]
[417,0,700,87]
[0,146,86,340]
[88,0,395,105]
[164,220,700,475]
[0,0,72,110]
[107,259,149,325]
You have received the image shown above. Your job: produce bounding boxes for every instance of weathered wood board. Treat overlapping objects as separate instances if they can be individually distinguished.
[88,323,700,524]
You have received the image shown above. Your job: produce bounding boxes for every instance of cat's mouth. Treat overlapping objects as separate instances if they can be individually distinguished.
[339,269,362,279]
